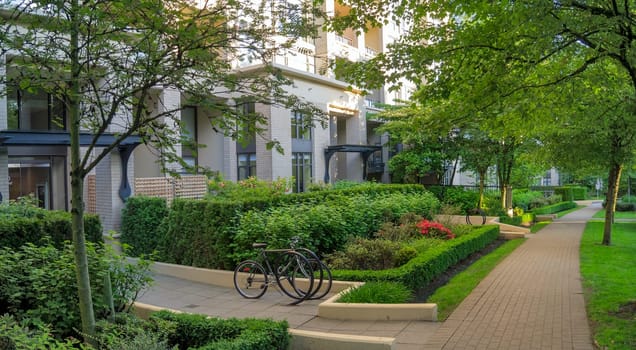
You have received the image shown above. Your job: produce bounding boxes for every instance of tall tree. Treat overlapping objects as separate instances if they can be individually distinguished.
[328,0,636,244]
[0,0,323,342]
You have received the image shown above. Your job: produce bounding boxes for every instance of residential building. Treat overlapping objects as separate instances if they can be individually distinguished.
[0,0,410,233]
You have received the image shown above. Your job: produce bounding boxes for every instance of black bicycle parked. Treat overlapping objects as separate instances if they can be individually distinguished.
[233,238,332,304]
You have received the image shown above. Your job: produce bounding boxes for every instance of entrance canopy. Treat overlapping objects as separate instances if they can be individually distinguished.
[0,130,142,201]
[323,144,382,183]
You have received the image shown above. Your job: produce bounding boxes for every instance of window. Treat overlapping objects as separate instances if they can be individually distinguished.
[292,152,312,192]
[7,86,66,130]
[180,106,197,169]
[238,153,256,180]
[291,111,311,140]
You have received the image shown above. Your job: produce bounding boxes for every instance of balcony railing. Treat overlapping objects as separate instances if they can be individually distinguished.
[335,34,353,46]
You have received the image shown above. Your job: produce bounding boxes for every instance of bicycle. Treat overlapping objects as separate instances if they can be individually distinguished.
[233,243,314,305]
[465,207,487,225]
[288,237,332,300]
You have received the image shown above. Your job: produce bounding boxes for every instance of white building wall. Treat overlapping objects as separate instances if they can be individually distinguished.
[0,54,7,202]
[268,104,292,180]
[197,109,225,174]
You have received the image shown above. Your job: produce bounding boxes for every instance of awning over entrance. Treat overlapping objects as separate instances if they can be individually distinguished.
[0,130,142,201]
[324,144,382,183]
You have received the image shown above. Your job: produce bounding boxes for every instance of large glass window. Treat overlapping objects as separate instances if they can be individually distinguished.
[292,152,312,192]
[238,153,256,180]
[6,86,66,131]
[291,111,311,140]
[8,156,67,210]
[180,106,197,169]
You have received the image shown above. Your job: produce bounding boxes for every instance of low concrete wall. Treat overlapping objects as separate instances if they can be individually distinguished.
[133,302,396,350]
[289,329,394,350]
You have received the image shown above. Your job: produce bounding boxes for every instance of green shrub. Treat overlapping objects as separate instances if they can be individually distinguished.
[330,225,500,291]
[375,213,423,241]
[0,315,81,350]
[95,313,176,350]
[621,195,636,203]
[499,216,522,226]
[0,200,102,250]
[395,246,418,266]
[512,190,545,211]
[337,282,412,303]
[0,243,152,338]
[150,311,289,350]
[616,202,636,211]
[325,238,405,270]
[428,186,479,213]
[531,201,577,215]
[121,196,168,257]
[554,187,574,201]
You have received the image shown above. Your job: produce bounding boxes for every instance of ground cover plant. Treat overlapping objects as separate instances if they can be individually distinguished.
[580,222,636,350]
[337,281,412,304]
[593,210,636,219]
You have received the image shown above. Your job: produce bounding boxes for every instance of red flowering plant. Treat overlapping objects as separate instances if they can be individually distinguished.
[416,219,455,240]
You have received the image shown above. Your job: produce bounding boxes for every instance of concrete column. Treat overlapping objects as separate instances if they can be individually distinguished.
[95,149,125,235]
[158,88,182,174]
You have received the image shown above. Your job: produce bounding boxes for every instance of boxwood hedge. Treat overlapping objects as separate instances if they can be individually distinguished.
[150,310,289,350]
[530,201,577,215]
[330,225,500,291]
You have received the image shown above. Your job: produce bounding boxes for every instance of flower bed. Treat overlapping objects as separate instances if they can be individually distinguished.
[330,225,500,291]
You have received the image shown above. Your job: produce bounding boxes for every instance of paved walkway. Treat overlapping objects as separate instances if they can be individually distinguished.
[424,202,598,350]
[138,202,599,349]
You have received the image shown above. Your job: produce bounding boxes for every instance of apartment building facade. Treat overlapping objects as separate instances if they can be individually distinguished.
[0,0,409,232]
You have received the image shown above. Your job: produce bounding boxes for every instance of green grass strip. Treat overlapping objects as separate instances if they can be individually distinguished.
[580,222,636,350]
[592,210,636,219]
[426,238,526,320]
[530,221,550,233]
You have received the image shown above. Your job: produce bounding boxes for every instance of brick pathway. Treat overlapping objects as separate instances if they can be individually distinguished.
[424,203,598,350]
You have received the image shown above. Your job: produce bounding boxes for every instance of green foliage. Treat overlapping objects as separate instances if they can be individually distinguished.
[150,311,289,350]
[375,212,423,241]
[554,187,575,202]
[0,315,83,350]
[0,243,152,338]
[0,201,103,250]
[95,313,176,350]
[512,189,546,211]
[427,186,479,213]
[207,175,292,200]
[325,238,406,270]
[330,225,500,291]
[531,201,577,215]
[337,282,412,304]
[121,196,169,257]
[615,202,636,212]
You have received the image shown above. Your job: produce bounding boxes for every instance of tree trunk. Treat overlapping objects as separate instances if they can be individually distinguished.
[70,0,96,344]
[478,169,486,209]
[603,162,623,245]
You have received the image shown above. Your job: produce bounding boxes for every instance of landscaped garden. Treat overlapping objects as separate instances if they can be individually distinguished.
[0,181,604,348]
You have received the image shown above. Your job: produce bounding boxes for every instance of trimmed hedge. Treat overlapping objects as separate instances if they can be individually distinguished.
[330,225,500,291]
[554,186,586,201]
[120,196,168,256]
[0,211,102,250]
[530,201,577,215]
[151,310,289,350]
[157,188,440,269]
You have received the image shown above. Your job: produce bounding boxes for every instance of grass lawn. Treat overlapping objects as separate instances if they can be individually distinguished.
[592,210,636,219]
[426,238,527,320]
[580,222,636,350]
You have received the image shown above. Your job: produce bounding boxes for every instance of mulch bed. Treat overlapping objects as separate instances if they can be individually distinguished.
[412,238,507,302]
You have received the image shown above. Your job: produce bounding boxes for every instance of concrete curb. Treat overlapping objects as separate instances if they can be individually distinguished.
[319,291,437,321]
[132,302,397,350]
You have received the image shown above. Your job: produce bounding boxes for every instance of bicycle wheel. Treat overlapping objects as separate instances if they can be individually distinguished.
[275,251,314,303]
[233,260,268,299]
[294,248,332,300]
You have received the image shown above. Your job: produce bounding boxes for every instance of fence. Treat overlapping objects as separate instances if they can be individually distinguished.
[134,175,208,204]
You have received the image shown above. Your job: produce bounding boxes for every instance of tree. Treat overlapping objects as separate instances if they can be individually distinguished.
[1,0,323,342]
[327,1,636,245]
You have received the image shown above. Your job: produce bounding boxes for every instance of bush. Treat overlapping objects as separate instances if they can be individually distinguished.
[0,315,80,350]
[531,201,577,215]
[428,186,479,213]
[554,187,576,201]
[325,238,405,270]
[616,202,636,211]
[330,225,500,291]
[151,311,289,350]
[416,220,455,240]
[0,199,102,250]
[512,190,545,211]
[121,196,168,257]
[0,243,152,338]
[622,195,636,203]
[375,213,423,241]
[337,282,412,304]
